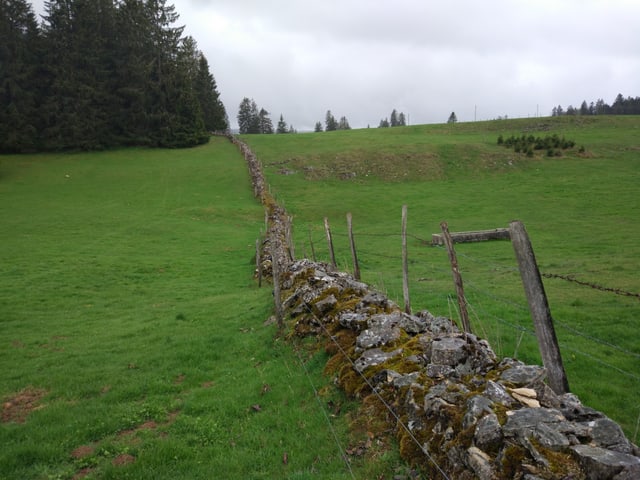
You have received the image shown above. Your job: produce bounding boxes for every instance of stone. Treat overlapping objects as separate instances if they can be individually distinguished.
[392,372,422,389]
[474,413,503,452]
[559,392,604,422]
[356,324,401,350]
[354,348,402,373]
[571,445,640,480]
[484,380,516,407]
[500,364,546,387]
[338,312,369,331]
[370,369,402,387]
[313,293,337,314]
[585,417,633,454]
[430,336,468,366]
[426,363,454,379]
[396,312,428,334]
[416,310,460,335]
[503,408,570,451]
[467,446,495,480]
[462,395,494,430]
[357,292,391,310]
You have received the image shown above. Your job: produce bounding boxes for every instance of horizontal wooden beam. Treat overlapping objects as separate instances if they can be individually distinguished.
[432,227,510,246]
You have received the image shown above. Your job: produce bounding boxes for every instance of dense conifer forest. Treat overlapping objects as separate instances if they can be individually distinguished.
[0,0,228,152]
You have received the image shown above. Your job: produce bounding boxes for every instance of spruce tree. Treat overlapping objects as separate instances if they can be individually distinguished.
[259,108,273,134]
[0,0,42,152]
[238,97,254,134]
[325,110,338,131]
[390,109,398,127]
[276,114,288,134]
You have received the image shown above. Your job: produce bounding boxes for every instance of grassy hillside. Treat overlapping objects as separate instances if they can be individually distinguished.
[0,138,403,479]
[242,115,640,439]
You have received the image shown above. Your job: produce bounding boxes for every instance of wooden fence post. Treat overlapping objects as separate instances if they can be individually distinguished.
[509,220,570,394]
[440,221,472,333]
[402,205,411,314]
[256,238,262,288]
[271,239,284,330]
[324,217,337,268]
[285,215,295,261]
[308,226,317,262]
[346,213,361,280]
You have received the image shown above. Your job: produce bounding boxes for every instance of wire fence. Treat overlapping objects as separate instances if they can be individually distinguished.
[293,216,640,441]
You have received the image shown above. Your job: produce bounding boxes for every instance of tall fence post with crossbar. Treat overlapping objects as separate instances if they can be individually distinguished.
[509,220,570,394]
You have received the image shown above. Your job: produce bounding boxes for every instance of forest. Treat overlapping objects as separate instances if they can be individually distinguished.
[0,0,228,153]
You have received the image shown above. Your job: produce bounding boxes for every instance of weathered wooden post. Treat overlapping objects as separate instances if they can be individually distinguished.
[402,205,411,314]
[346,213,361,280]
[509,220,570,394]
[308,226,317,262]
[440,221,472,334]
[271,237,284,330]
[324,217,337,268]
[255,237,262,288]
[285,215,295,261]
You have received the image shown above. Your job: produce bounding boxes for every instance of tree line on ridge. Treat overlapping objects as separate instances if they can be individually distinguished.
[0,0,228,153]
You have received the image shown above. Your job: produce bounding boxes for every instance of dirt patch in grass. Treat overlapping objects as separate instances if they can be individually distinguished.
[112,453,136,466]
[71,445,96,459]
[1,387,48,423]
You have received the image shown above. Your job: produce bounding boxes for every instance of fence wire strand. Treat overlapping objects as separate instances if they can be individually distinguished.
[291,347,357,479]
[301,303,450,480]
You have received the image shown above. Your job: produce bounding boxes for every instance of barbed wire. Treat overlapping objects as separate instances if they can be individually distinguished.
[290,346,357,479]
[542,272,640,300]
[301,303,449,480]
[294,224,640,369]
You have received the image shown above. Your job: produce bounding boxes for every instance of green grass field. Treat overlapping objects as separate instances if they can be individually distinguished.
[2,117,638,479]
[242,115,640,439]
[0,138,404,479]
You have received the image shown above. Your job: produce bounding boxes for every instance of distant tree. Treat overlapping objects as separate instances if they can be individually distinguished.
[276,114,288,133]
[555,105,564,116]
[338,116,351,130]
[595,99,607,114]
[325,110,338,131]
[0,0,42,152]
[579,100,589,115]
[288,124,296,134]
[314,121,323,132]
[398,112,406,126]
[237,97,254,134]
[447,111,458,124]
[258,108,273,134]
[390,109,398,127]
[195,53,227,131]
[378,118,389,128]
[566,105,577,116]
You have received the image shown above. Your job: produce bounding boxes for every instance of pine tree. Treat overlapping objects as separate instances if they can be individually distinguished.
[398,112,406,126]
[259,108,273,134]
[337,116,351,129]
[447,111,457,124]
[276,114,288,134]
[390,109,398,127]
[314,121,323,132]
[0,0,42,152]
[378,118,389,128]
[195,53,227,132]
[325,110,338,131]
[238,97,254,134]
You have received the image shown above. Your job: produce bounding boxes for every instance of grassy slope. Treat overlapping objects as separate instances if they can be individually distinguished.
[242,116,640,439]
[0,138,398,479]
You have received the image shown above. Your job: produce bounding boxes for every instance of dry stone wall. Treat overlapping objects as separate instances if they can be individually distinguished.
[229,135,640,479]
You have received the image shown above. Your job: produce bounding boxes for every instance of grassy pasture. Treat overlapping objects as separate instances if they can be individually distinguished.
[0,138,404,479]
[242,115,640,438]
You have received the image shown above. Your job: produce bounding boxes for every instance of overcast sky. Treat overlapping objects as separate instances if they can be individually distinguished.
[30,0,640,131]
